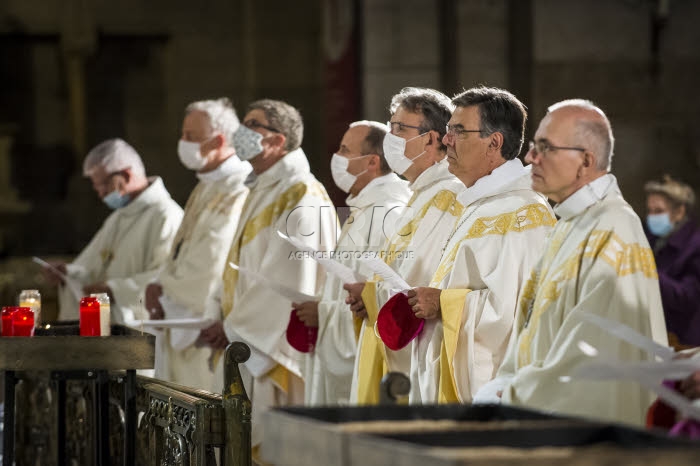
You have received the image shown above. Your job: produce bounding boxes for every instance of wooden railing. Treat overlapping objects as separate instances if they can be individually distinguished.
[10,342,252,466]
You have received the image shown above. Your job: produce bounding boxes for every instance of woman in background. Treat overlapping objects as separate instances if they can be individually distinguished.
[645,175,700,348]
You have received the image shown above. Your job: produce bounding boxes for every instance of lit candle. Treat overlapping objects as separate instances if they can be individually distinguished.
[1,306,17,336]
[79,297,101,336]
[12,307,35,337]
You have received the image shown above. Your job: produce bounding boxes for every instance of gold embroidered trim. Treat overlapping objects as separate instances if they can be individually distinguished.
[221,182,329,318]
[384,190,463,267]
[517,229,658,367]
[430,203,556,287]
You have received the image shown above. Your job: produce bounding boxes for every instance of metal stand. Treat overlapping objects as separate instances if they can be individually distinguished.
[123,369,136,465]
[2,370,15,466]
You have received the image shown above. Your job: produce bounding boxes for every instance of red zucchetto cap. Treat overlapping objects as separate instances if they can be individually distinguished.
[286,309,318,353]
[376,292,425,351]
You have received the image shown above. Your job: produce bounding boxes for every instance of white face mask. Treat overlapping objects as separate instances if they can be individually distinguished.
[177,139,207,171]
[233,126,264,161]
[382,132,427,175]
[330,153,368,193]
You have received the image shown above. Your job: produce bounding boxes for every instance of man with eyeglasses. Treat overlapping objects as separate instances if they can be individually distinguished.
[45,138,183,324]
[199,99,337,456]
[343,87,465,404]
[475,99,668,426]
[404,87,555,404]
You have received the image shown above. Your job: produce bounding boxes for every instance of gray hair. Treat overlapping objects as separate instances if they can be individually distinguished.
[83,138,146,178]
[645,175,696,210]
[247,99,304,152]
[390,87,454,152]
[185,97,240,146]
[349,120,391,174]
[547,99,614,171]
[452,86,527,161]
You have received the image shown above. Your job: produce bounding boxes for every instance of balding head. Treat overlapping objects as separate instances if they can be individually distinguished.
[546,99,614,172]
[526,99,615,203]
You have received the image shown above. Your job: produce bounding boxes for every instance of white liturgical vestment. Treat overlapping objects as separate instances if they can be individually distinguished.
[305,173,411,405]
[216,148,338,447]
[154,157,251,392]
[351,159,464,404]
[58,177,183,322]
[494,174,668,426]
[413,159,556,404]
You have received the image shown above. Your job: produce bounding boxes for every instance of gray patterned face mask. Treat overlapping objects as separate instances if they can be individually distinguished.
[233,125,264,161]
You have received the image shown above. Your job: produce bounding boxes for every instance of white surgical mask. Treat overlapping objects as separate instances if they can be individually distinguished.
[383,132,427,175]
[647,213,674,237]
[330,153,368,193]
[102,190,130,210]
[233,126,264,161]
[177,139,207,171]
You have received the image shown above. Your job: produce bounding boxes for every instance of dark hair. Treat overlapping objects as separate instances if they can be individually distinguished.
[247,99,304,152]
[390,87,453,152]
[350,120,391,174]
[452,86,527,160]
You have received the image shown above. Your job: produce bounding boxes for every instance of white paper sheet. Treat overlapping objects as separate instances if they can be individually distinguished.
[580,312,675,361]
[358,256,410,291]
[564,342,700,421]
[228,262,317,303]
[132,318,216,329]
[277,230,366,283]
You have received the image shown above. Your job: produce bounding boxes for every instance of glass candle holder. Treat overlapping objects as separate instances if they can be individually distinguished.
[12,307,35,337]
[2,306,17,336]
[79,296,101,336]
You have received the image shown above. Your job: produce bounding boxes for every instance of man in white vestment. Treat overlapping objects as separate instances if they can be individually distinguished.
[199,99,337,453]
[406,87,556,404]
[146,98,251,393]
[294,120,411,405]
[48,139,183,323]
[344,88,464,404]
[475,99,668,426]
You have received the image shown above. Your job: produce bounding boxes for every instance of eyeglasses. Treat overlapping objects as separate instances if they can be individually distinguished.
[244,119,280,133]
[528,140,586,156]
[445,124,484,139]
[388,121,423,133]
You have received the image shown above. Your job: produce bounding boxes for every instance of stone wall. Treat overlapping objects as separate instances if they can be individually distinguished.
[0,0,699,281]
[362,0,700,216]
[0,0,323,256]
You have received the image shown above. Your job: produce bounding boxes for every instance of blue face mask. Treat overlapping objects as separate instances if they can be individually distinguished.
[102,190,130,210]
[646,213,673,237]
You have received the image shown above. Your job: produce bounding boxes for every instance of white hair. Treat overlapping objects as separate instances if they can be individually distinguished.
[185,97,240,146]
[83,138,146,178]
[547,99,615,171]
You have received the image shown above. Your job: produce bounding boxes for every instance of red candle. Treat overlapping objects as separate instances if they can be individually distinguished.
[2,306,17,336]
[12,307,34,337]
[79,297,101,336]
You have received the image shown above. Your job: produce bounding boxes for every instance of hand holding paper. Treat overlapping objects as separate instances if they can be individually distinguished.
[33,256,83,301]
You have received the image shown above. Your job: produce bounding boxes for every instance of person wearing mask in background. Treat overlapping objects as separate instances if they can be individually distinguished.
[644,175,700,349]
[146,98,251,392]
[475,99,667,427]
[344,87,464,405]
[45,138,183,324]
[407,87,556,404]
[295,120,411,406]
[200,99,337,458]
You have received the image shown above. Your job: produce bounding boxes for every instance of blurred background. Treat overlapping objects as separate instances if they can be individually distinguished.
[0,0,699,316]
